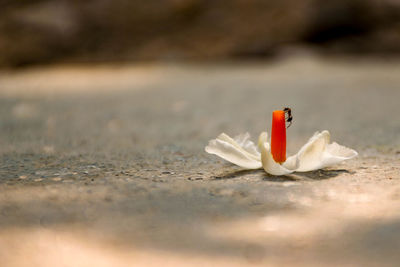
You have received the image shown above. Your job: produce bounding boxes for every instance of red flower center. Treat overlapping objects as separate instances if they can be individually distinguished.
[271,110,286,163]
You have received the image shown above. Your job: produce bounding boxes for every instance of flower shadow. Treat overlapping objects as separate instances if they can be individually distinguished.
[293,169,354,180]
[212,169,265,180]
[213,169,297,182]
[262,174,299,182]
[213,168,353,182]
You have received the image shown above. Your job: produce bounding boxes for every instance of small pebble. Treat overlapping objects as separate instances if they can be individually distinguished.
[19,175,27,179]
[34,178,43,182]
[188,177,203,181]
[52,177,62,182]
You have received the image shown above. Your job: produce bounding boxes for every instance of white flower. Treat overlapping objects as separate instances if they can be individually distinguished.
[205,130,357,176]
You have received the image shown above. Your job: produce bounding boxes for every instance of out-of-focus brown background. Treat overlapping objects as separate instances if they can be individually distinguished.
[1,0,400,67]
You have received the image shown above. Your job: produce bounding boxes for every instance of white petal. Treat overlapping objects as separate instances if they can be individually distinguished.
[233,132,261,157]
[205,133,262,169]
[295,130,358,172]
[257,132,295,176]
[282,154,300,170]
[323,141,358,166]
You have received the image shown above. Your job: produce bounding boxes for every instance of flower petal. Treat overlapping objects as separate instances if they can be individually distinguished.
[258,132,295,176]
[233,132,261,157]
[282,154,300,170]
[205,133,262,169]
[295,130,358,172]
[323,141,358,166]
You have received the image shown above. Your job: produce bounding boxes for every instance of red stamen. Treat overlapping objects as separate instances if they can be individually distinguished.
[271,110,286,163]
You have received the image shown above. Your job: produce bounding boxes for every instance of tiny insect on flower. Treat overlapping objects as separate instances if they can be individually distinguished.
[205,108,357,176]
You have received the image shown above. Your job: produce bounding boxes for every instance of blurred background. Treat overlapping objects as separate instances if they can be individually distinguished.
[1,1,400,267]
[1,0,400,67]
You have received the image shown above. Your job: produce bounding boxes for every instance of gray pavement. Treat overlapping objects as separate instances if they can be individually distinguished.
[0,55,400,266]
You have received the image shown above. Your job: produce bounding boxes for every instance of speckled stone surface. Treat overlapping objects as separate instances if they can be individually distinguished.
[0,55,400,266]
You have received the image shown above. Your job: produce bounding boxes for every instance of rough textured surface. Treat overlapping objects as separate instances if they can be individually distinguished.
[0,55,400,266]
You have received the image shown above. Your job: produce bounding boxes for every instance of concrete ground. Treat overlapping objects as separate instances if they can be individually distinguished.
[0,55,399,266]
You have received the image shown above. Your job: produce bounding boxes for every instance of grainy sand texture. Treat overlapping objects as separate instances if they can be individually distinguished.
[1,55,400,266]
